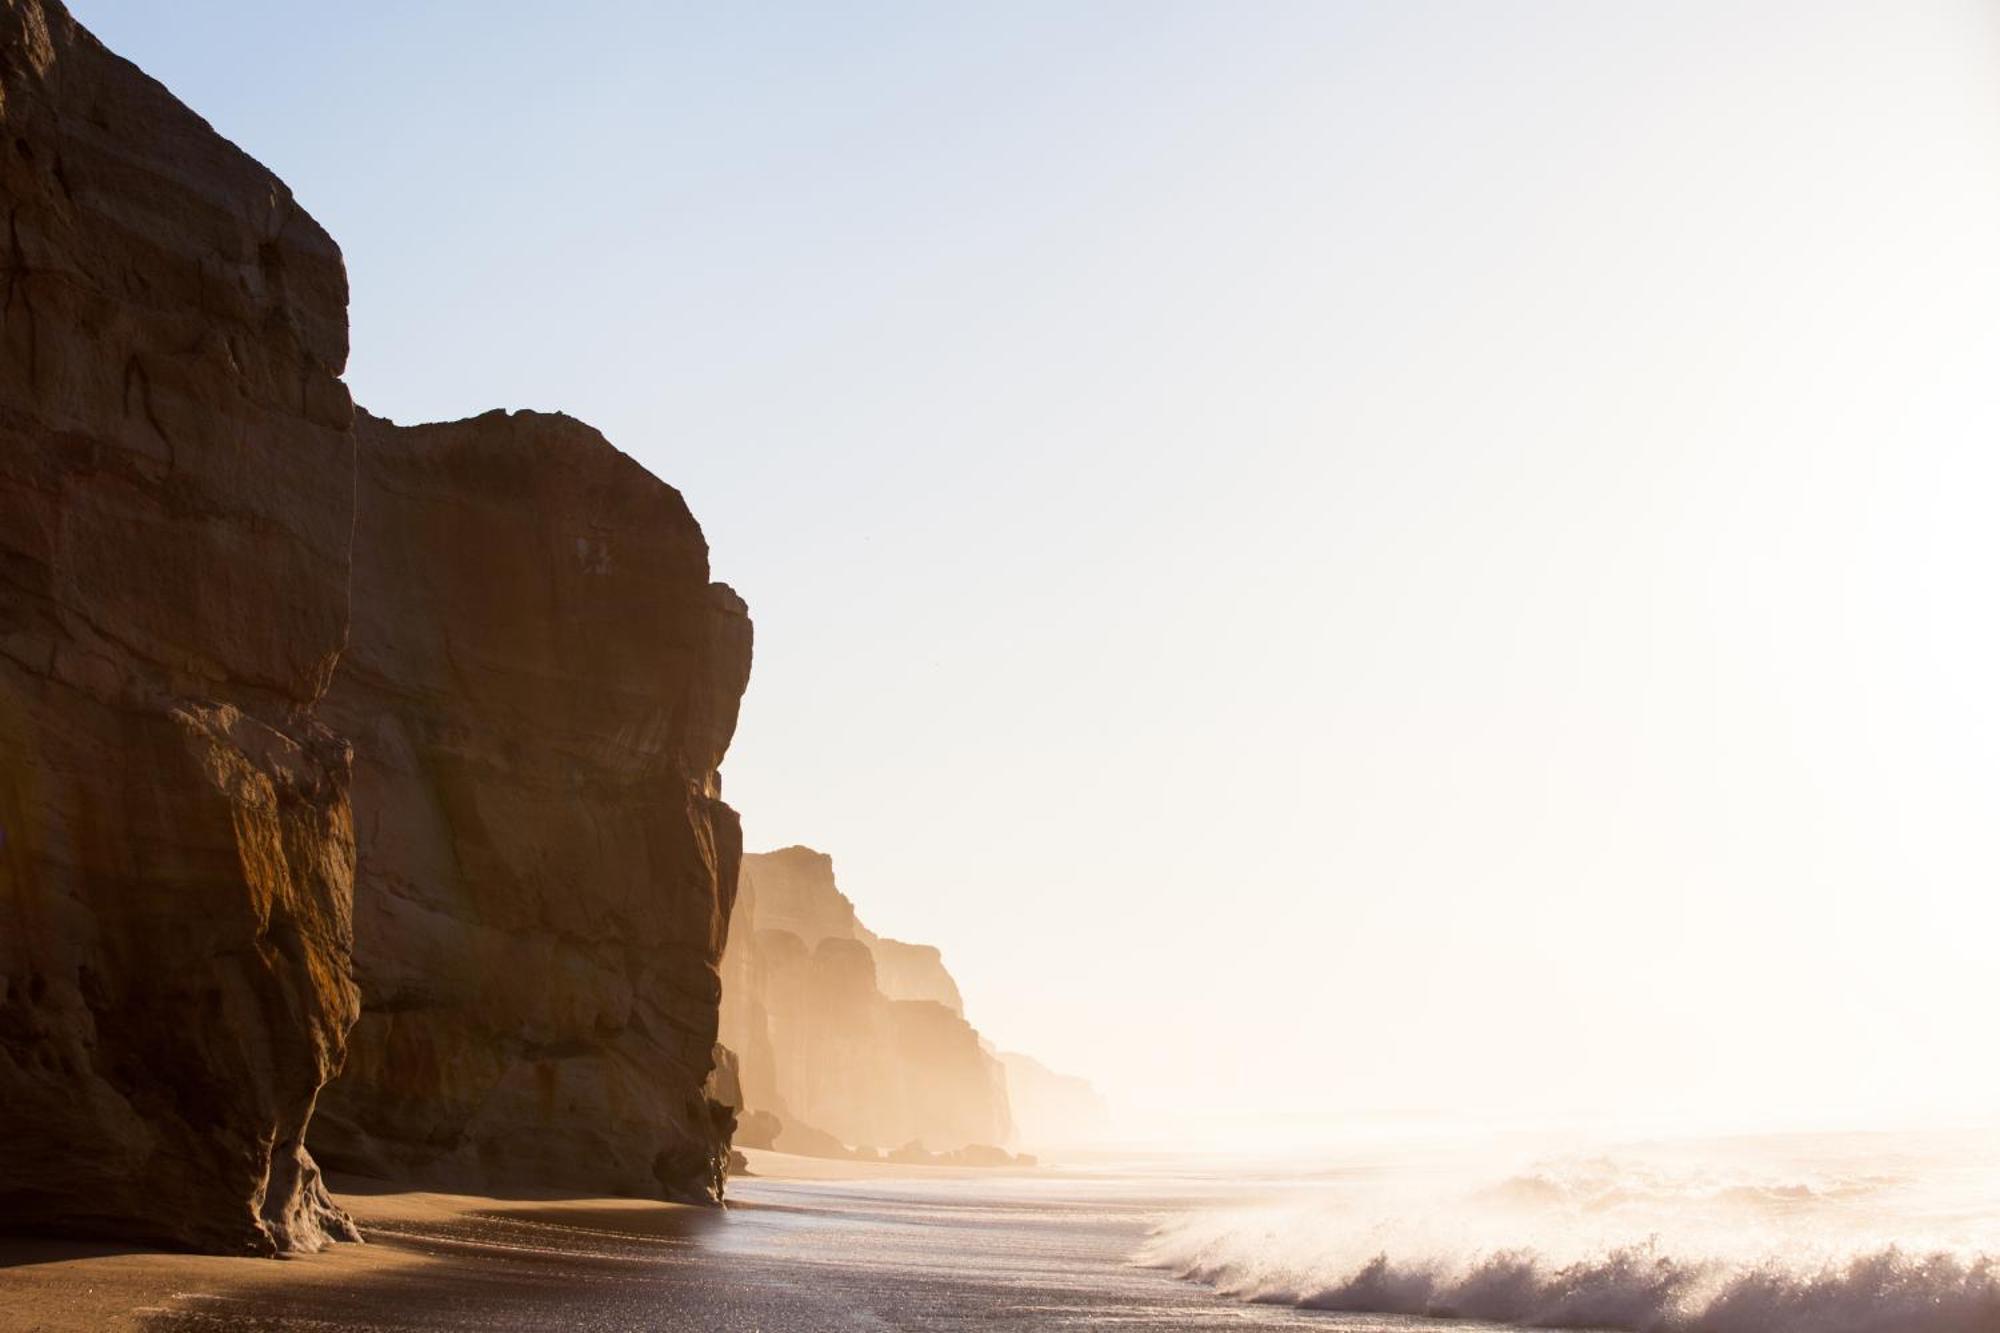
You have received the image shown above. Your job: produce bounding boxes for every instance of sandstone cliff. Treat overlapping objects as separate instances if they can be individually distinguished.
[719,847,1011,1154]
[0,0,359,1253]
[865,935,963,1013]
[308,410,752,1204]
[0,0,754,1248]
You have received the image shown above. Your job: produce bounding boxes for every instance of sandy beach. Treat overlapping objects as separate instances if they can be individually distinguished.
[0,1153,1355,1333]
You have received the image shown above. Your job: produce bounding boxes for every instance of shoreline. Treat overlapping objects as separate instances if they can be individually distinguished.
[0,1151,1373,1332]
[0,1152,1051,1332]
[0,1181,662,1333]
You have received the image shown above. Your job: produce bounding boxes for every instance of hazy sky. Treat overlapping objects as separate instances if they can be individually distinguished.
[76,1,2000,1130]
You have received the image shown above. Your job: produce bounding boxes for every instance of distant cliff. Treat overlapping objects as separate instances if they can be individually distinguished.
[306,410,751,1203]
[724,845,962,1010]
[865,934,964,1013]
[719,848,1012,1155]
[1000,1051,1112,1150]
[0,0,751,1250]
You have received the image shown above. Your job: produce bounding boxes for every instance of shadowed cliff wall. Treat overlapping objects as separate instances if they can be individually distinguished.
[0,0,756,1245]
[309,410,753,1203]
[0,0,360,1253]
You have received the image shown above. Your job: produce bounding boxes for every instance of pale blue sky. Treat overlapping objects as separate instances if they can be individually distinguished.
[76,2,2000,1126]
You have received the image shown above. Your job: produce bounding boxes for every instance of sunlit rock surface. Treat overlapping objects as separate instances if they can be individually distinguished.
[868,936,964,1014]
[0,0,360,1253]
[309,410,753,1204]
[719,847,1013,1154]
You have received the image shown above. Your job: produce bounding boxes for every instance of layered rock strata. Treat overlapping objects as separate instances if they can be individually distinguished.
[0,0,360,1253]
[307,410,752,1204]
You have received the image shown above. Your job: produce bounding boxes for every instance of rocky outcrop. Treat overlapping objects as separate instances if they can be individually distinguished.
[0,0,360,1253]
[719,848,1012,1155]
[307,410,752,1204]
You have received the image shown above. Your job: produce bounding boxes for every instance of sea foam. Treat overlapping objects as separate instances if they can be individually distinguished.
[1138,1131,2000,1332]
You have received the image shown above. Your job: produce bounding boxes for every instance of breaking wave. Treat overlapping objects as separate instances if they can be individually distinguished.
[1148,1235,2000,1331]
[1139,1132,2000,1332]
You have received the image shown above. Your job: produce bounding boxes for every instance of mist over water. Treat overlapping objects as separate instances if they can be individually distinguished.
[1139,1127,2000,1332]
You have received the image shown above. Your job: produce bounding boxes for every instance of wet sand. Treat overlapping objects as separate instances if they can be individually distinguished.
[0,1152,1373,1332]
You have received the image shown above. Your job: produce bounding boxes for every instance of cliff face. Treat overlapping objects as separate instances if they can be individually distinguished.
[0,0,360,1253]
[719,848,1011,1154]
[308,410,752,1203]
[724,846,960,1011]
[0,0,755,1247]
[999,1051,1111,1151]
[864,936,963,1013]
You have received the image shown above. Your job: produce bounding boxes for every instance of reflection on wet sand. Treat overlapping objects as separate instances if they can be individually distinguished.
[0,1158,1420,1333]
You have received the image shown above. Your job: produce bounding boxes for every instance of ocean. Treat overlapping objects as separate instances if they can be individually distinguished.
[1138,1123,2000,1332]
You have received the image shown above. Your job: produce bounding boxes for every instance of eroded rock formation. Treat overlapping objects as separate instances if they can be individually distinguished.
[0,0,360,1253]
[307,410,752,1203]
[719,847,1012,1155]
